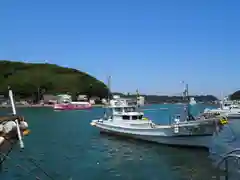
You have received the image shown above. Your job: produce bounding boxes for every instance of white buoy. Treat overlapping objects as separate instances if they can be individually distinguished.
[9,88,24,149]
[0,136,5,145]
[174,118,180,133]
[3,121,16,133]
[20,121,28,129]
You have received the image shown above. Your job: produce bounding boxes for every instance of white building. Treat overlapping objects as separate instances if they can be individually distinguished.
[137,96,145,106]
[57,94,72,103]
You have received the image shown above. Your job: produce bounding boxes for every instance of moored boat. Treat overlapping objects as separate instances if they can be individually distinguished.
[90,80,227,148]
[91,96,222,148]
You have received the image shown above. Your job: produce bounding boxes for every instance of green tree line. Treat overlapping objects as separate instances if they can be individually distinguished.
[113,92,218,103]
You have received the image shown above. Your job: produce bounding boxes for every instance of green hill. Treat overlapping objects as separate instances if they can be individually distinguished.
[230,90,240,100]
[0,60,108,101]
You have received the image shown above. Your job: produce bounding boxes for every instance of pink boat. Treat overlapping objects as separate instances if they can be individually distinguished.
[54,102,92,110]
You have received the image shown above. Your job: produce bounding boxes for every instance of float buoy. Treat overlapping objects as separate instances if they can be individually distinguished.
[23,129,31,136]
[220,117,228,125]
[90,122,96,126]
[20,121,29,129]
[3,121,16,133]
[0,136,5,145]
[174,118,180,133]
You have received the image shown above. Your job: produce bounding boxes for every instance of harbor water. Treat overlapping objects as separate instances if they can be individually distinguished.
[0,104,236,180]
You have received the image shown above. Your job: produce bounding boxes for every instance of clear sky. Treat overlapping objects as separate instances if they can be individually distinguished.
[0,0,239,97]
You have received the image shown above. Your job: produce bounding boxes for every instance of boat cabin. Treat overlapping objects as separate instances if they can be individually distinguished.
[105,105,144,121]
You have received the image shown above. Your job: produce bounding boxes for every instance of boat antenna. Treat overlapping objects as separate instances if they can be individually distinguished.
[8,86,24,149]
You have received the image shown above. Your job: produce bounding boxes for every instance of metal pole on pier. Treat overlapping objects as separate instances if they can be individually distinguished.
[8,86,24,149]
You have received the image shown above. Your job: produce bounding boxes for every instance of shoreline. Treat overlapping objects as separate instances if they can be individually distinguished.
[0,104,104,108]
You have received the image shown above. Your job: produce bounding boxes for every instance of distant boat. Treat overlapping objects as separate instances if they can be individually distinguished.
[189,97,197,105]
[204,97,240,116]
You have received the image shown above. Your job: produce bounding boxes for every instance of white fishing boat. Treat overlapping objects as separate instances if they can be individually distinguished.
[90,80,224,148]
[204,97,240,116]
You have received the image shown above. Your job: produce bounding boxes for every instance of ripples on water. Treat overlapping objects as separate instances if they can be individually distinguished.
[0,104,235,180]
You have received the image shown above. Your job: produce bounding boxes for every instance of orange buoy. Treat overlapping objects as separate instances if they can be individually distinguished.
[23,129,31,136]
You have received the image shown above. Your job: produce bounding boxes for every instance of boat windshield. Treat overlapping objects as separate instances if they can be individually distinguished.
[122,115,143,120]
[114,107,123,112]
[124,107,136,112]
[132,115,143,120]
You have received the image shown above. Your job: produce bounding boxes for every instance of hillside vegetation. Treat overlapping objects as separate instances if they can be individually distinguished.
[230,91,240,100]
[0,60,108,101]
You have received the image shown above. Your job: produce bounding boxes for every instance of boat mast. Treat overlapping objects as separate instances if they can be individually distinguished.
[184,83,189,102]
[136,89,139,107]
[181,81,188,101]
[107,75,111,105]
[182,82,192,120]
[220,91,224,109]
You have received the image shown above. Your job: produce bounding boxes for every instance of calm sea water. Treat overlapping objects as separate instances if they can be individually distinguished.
[0,104,230,180]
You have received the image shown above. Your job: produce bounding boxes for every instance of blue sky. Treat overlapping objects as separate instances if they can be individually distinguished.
[0,0,239,97]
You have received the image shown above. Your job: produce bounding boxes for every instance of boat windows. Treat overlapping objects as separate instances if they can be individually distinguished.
[114,108,123,112]
[139,115,143,119]
[132,116,138,120]
[124,107,136,112]
[122,115,130,120]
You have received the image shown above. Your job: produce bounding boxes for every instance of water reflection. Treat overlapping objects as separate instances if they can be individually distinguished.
[95,133,220,180]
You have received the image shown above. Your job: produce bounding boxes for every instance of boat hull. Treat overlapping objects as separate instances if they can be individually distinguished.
[92,121,215,148]
[100,128,211,148]
[53,103,92,110]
